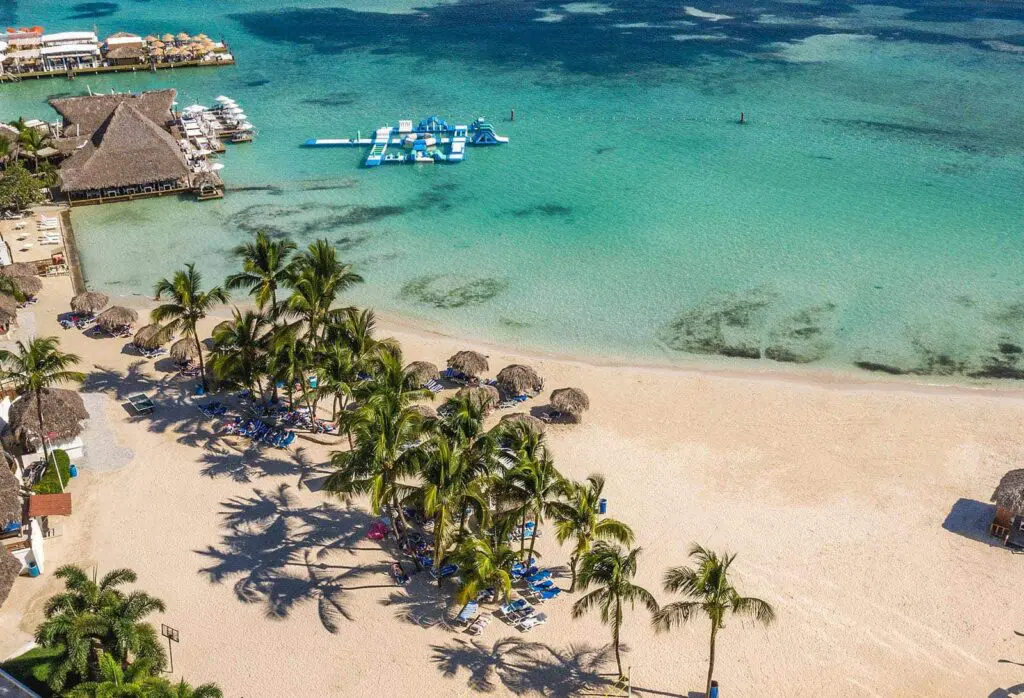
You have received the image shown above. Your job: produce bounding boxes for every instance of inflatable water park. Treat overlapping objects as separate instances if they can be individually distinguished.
[303,116,508,167]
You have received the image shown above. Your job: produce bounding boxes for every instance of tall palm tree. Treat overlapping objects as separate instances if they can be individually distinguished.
[266,324,312,411]
[653,546,775,698]
[209,308,270,398]
[285,240,363,350]
[501,455,563,565]
[224,231,296,315]
[324,396,424,550]
[165,678,224,698]
[449,535,516,605]
[330,307,396,377]
[551,475,634,592]
[64,652,168,698]
[315,342,356,423]
[101,589,167,667]
[17,127,45,169]
[0,337,84,466]
[152,264,229,391]
[572,543,658,679]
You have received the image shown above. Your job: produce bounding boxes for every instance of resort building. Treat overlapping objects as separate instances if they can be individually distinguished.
[49,90,192,204]
[37,31,100,72]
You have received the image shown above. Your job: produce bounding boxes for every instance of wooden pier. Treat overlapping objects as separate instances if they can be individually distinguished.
[0,57,234,82]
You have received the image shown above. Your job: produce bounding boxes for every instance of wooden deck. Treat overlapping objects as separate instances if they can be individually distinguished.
[0,57,234,82]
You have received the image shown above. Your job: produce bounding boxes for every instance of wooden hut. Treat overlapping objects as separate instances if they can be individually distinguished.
[991,469,1024,546]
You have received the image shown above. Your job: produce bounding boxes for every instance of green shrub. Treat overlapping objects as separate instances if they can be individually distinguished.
[32,449,71,494]
[0,644,62,696]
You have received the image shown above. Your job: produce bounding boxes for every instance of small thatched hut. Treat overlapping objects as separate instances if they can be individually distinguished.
[991,469,1024,546]
[496,364,543,396]
[405,361,439,387]
[133,324,166,350]
[550,387,590,421]
[9,389,89,449]
[498,412,546,435]
[0,263,37,279]
[456,385,500,415]
[170,337,199,364]
[96,305,138,330]
[0,546,20,609]
[9,274,41,298]
[447,350,488,378]
[71,290,109,314]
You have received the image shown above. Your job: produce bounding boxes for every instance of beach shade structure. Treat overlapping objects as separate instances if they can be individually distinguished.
[0,464,22,533]
[550,387,590,421]
[151,40,164,49]
[176,32,190,41]
[133,324,166,350]
[144,35,157,42]
[990,469,1024,543]
[498,412,546,435]
[0,296,18,327]
[9,274,41,298]
[410,404,438,420]
[170,337,199,364]
[9,388,89,449]
[0,546,19,609]
[70,290,109,314]
[161,33,175,42]
[0,262,37,278]
[96,305,138,331]
[496,364,543,396]
[405,361,439,387]
[447,350,488,378]
[195,33,209,41]
[456,385,500,415]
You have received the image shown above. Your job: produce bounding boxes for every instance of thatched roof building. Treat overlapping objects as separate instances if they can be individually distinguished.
[405,361,439,386]
[0,296,18,325]
[0,263,37,279]
[550,387,590,421]
[0,546,20,609]
[9,388,89,447]
[71,290,108,314]
[0,463,22,528]
[496,364,543,396]
[9,274,41,297]
[48,90,187,199]
[96,305,138,330]
[170,337,199,364]
[456,385,500,415]
[498,412,546,435]
[448,350,488,378]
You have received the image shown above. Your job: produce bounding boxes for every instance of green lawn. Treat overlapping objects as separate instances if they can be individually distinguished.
[1,645,61,697]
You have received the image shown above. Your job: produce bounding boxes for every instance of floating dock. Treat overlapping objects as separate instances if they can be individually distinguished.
[303,116,507,167]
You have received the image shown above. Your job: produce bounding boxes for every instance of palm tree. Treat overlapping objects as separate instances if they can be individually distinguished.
[330,307,396,377]
[0,274,25,303]
[551,475,634,592]
[17,127,45,169]
[101,589,167,667]
[314,342,355,424]
[165,678,224,698]
[285,240,363,350]
[449,535,516,605]
[64,652,168,697]
[266,324,312,411]
[652,545,776,698]
[0,337,84,466]
[572,543,658,679]
[501,455,563,565]
[152,264,229,391]
[209,308,270,398]
[224,231,296,315]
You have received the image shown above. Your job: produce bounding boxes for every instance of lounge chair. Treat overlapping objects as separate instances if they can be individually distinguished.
[454,601,479,625]
[527,579,554,593]
[532,588,562,603]
[498,599,529,618]
[430,563,458,580]
[518,613,548,632]
[467,616,490,635]
[525,570,551,584]
[127,393,154,415]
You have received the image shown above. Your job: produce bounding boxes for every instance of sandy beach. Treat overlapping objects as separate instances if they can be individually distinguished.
[1,213,1023,697]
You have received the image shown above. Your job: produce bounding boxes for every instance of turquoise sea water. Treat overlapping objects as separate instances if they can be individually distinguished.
[2,0,1023,377]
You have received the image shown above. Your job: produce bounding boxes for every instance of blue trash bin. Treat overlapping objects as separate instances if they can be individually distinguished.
[598,498,607,514]
[710,680,719,698]
[27,561,40,578]
[195,384,206,397]
[69,464,78,478]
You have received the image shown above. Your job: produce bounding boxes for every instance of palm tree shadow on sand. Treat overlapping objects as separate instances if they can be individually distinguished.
[194,483,393,633]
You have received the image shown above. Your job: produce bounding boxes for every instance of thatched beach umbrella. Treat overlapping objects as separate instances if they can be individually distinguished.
[151,40,165,49]
[71,291,108,314]
[0,546,19,609]
[405,361,439,386]
[96,305,138,330]
[0,297,18,326]
[0,263,36,278]
[144,35,157,42]
[496,364,543,396]
[550,387,590,421]
[133,324,166,350]
[170,337,199,364]
[992,469,1024,516]
[176,32,190,42]
[9,275,41,298]
[195,33,209,41]
[456,385,500,415]
[410,404,437,420]
[447,350,488,378]
[498,412,546,435]
[0,464,22,529]
[161,33,175,42]
[9,388,89,447]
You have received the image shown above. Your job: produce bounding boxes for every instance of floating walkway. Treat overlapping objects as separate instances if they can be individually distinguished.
[303,116,508,167]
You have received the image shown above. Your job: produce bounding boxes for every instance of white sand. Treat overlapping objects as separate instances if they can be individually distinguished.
[1,217,1023,696]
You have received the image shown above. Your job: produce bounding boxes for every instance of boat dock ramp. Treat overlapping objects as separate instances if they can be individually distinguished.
[303,116,507,167]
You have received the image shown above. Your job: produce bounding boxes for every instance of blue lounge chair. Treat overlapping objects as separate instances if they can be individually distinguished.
[525,570,551,584]
[455,601,479,625]
[536,588,562,601]
[528,579,554,592]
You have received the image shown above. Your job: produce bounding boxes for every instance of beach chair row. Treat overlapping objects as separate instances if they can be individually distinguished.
[224,417,296,448]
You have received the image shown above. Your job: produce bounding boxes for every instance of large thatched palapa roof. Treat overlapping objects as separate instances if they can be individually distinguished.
[0,263,37,278]
[496,364,543,396]
[9,389,89,446]
[992,469,1024,516]
[456,385,500,414]
[49,89,176,134]
[0,546,20,610]
[71,290,109,314]
[133,324,166,350]
[8,274,41,297]
[550,387,590,420]
[498,412,546,435]
[410,404,437,420]
[0,464,22,528]
[0,296,18,324]
[170,337,199,363]
[56,101,189,193]
[96,305,138,330]
[447,350,488,378]
[405,361,439,386]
